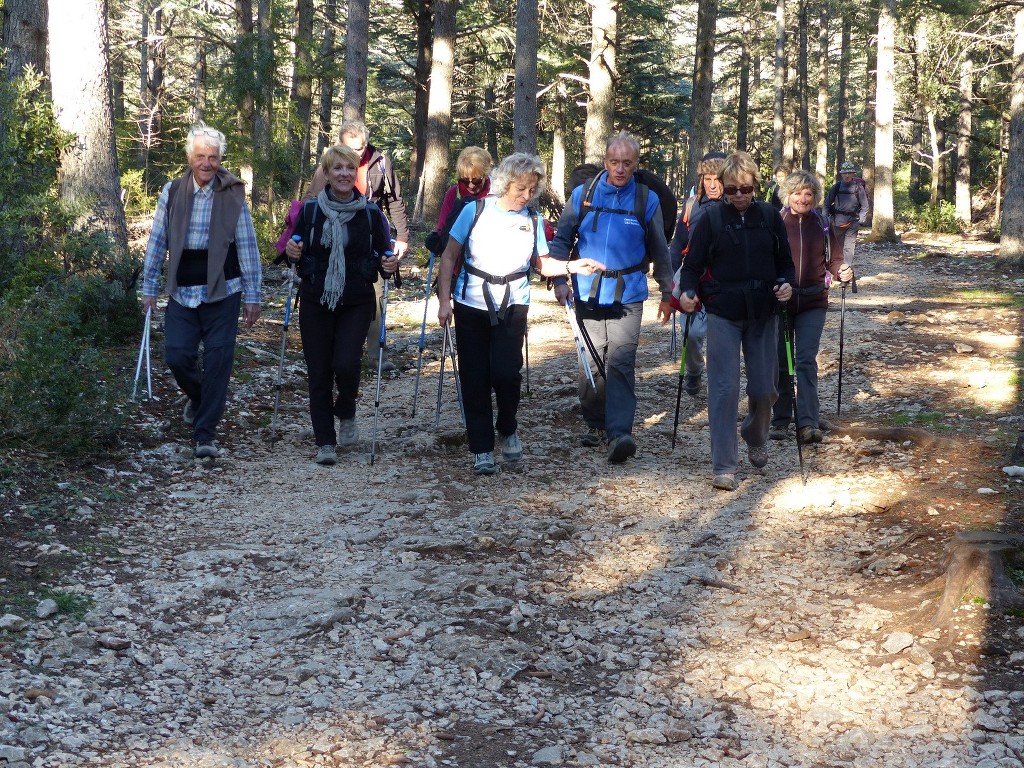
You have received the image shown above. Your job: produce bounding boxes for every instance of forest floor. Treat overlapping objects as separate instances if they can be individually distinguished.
[3,231,1024,768]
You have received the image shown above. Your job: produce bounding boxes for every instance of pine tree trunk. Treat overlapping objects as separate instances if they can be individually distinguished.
[584,0,617,164]
[409,0,432,187]
[513,0,538,154]
[344,0,369,123]
[909,18,927,204]
[687,0,718,182]
[869,0,896,242]
[235,0,255,191]
[862,4,877,213]
[49,0,129,256]
[551,85,567,203]
[797,0,810,171]
[413,0,456,225]
[251,0,273,210]
[836,11,850,173]
[316,0,338,160]
[289,0,314,197]
[999,9,1024,263]
[955,54,972,225]
[737,17,751,152]
[2,0,48,79]
[772,0,786,169]
[815,7,828,186]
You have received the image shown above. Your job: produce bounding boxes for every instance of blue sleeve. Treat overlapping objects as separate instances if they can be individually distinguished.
[141,183,172,296]
[448,201,478,245]
[548,186,583,260]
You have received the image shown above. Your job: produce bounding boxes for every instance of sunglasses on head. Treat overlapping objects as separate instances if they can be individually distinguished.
[459,177,485,186]
[723,184,755,195]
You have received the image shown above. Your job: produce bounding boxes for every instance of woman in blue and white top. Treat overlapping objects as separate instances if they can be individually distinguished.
[437,153,601,475]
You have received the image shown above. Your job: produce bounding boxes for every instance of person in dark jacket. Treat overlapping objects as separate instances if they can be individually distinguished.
[284,144,398,466]
[676,151,794,491]
[767,165,788,210]
[427,146,493,254]
[824,160,869,270]
[308,120,409,371]
[770,170,854,445]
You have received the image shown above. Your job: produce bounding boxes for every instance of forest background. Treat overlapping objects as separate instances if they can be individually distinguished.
[1,0,1024,458]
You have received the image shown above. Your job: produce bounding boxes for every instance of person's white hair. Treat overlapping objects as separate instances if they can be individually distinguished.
[489,153,547,204]
[605,131,640,159]
[186,123,227,160]
[339,119,369,145]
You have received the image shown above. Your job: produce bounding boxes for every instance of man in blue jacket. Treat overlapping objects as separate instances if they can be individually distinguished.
[549,132,673,463]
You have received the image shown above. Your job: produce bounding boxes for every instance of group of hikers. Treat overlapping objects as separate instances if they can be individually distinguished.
[141,122,866,491]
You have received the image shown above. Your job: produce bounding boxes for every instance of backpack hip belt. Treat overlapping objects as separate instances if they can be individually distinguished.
[462,263,530,325]
[588,261,646,305]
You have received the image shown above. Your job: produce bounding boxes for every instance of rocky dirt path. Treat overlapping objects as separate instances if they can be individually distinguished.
[3,236,1024,767]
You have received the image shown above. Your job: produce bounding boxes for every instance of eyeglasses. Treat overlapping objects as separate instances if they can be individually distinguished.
[459,177,485,187]
[723,184,755,195]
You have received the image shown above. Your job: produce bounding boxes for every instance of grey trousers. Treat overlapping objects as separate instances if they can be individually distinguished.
[577,301,643,440]
[706,312,779,475]
[682,308,708,379]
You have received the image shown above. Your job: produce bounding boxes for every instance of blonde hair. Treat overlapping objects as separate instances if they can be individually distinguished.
[320,143,361,176]
[719,151,761,186]
[456,146,492,180]
[781,169,822,207]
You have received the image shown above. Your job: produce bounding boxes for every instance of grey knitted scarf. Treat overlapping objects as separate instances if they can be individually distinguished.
[317,189,366,309]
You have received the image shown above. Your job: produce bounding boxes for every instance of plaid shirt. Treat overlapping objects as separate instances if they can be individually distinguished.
[142,179,262,307]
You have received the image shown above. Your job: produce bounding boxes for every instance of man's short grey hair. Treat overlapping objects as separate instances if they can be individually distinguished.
[490,153,547,204]
[339,119,369,145]
[605,131,640,159]
[186,123,227,159]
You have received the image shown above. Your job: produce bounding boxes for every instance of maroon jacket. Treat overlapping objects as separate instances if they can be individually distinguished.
[781,209,845,315]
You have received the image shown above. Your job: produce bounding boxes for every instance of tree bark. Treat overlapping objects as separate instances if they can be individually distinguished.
[316,0,338,160]
[955,53,972,225]
[909,17,927,204]
[836,10,850,173]
[408,0,432,187]
[2,0,48,80]
[513,0,539,154]
[815,5,828,186]
[584,0,617,164]
[289,0,314,197]
[552,85,567,203]
[862,4,877,211]
[737,17,751,152]
[343,0,369,123]
[251,0,273,209]
[49,0,129,256]
[797,0,810,171]
[772,0,786,169]
[235,0,255,191]
[869,0,896,241]
[688,0,718,182]
[999,9,1024,262]
[412,0,456,225]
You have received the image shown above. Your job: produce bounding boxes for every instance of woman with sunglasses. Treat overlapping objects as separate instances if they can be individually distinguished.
[675,151,794,491]
[426,147,494,254]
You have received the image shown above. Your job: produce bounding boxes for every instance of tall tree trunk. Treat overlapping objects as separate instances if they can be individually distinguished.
[552,85,567,203]
[737,16,751,151]
[862,5,878,212]
[909,16,927,204]
[513,0,539,154]
[251,0,273,210]
[772,0,786,168]
[484,84,498,161]
[1000,9,1024,262]
[412,0,456,225]
[344,0,369,122]
[836,10,850,173]
[316,0,338,160]
[955,53,972,224]
[869,0,896,241]
[235,0,255,191]
[797,0,810,170]
[289,0,314,196]
[138,5,167,182]
[2,0,49,80]
[996,116,1005,224]
[815,5,828,185]
[936,122,947,201]
[409,0,432,187]
[927,110,941,206]
[688,0,718,183]
[49,0,129,256]
[584,0,617,164]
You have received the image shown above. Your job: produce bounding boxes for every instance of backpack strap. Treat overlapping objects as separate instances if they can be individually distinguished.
[460,199,533,325]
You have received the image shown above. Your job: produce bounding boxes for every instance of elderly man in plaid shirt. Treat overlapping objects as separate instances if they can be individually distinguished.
[141,123,262,459]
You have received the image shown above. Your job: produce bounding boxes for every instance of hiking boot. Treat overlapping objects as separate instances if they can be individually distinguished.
[499,432,523,461]
[473,452,497,475]
[607,434,637,464]
[183,400,197,426]
[315,445,337,466]
[337,418,360,446]
[798,426,823,444]
[712,473,738,491]
[195,442,219,459]
[748,444,769,468]
[684,374,701,397]
[769,424,789,441]
[580,428,606,447]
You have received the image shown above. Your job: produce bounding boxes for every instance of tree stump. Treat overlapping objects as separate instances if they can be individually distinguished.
[922,532,1024,629]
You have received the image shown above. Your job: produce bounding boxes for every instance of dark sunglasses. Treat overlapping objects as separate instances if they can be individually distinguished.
[459,177,485,186]
[723,184,755,195]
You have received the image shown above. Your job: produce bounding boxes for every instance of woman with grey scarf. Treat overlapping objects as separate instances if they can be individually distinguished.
[284,144,398,465]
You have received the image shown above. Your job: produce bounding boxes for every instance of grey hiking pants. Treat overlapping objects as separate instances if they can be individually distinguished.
[706,312,780,475]
[577,301,643,440]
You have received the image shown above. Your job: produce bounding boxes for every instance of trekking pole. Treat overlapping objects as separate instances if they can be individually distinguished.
[564,298,597,391]
[523,324,531,397]
[434,320,449,430]
[669,311,678,362]
[576,311,607,381]
[272,240,300,427]
[445,321,467,428]
[671,297,694,450]
[411,250,436,417]
[370,254,394,466]
[781,303,806,485]
[131,306,153,402]
[837,279,847,415]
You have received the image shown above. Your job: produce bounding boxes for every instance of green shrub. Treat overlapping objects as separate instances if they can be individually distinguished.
[916,201,966,234]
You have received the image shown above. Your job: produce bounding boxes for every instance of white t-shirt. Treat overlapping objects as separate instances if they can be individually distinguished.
[450,196,548,312]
